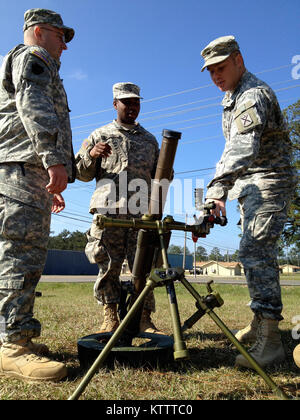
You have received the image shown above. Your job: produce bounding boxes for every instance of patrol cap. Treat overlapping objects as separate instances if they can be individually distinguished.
[113,82,143,100]
[201,35,240,72]
[23,8,75,43]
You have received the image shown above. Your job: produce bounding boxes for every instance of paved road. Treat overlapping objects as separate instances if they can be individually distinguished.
[40,274,300,287]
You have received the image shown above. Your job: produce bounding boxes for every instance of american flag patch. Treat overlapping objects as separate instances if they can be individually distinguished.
[82,139,90,149]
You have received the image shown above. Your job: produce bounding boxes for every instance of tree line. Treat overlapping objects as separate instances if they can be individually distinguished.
[168,244,239,262]
[282,100,299,256]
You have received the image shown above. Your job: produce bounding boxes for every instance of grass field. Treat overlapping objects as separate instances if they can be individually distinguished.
[0,282,299,400]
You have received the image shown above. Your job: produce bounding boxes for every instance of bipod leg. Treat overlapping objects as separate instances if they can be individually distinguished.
[156,225,189,360]
[179,276,290,400]
[165,279,189,360]
[68,279,155,401]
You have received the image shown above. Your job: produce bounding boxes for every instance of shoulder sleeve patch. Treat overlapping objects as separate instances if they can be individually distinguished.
[234,101,260,134]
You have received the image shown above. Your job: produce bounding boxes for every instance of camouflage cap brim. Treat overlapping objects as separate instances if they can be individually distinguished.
[53,25,74,43]
[115,93,143,100]
[201,54,231,72]
[201,35,239,73]
[23,8,75,43]
[113,82,143,100]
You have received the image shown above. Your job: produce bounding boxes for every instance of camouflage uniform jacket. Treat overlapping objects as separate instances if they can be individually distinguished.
[0,44,76,195]
[76,120,159,214]
[206,71,296,201]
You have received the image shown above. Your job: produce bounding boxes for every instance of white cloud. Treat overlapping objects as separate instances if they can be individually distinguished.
[68,69,88,81]
[0,55,4,68]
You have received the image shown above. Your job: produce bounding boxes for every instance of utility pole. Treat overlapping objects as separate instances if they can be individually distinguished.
[183,213,187,270]
[194,240,197,279]
[193,187,204,280]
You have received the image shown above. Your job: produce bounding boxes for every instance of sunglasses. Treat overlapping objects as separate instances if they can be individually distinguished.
[40,26,66,44]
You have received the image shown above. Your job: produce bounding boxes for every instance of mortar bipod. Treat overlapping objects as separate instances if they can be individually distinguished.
[69,218,290,401]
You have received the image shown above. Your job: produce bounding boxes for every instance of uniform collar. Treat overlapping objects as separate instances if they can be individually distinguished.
[112,119,141,132]
[221,70,250,109]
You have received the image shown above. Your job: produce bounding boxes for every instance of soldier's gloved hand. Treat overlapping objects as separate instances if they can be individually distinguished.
[46,164,68,194]
[51,193,65,213]
[89,142,112,159]
[206,199,226,218]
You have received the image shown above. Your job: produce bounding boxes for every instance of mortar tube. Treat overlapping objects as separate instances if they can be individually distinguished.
[132,130,181,292]
[129,130,182,332]
[148,130,181,219]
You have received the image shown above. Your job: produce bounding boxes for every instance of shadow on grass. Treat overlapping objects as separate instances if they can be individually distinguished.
[54,327,300,399]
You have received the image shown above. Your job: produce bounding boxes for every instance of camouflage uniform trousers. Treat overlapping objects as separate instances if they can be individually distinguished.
[86,214,155,312]
[238,190,292,321]
[0,194,51,343]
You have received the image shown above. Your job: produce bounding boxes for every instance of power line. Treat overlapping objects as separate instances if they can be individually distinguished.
[71,83,300,139]
[62,210,92,221]
[71,78,297,131]
[69,64,295,121]
[52,212,91,224]
[175,167,215,175]
[71,97,223,130]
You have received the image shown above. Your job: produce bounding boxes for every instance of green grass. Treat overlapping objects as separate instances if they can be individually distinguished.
[280,272,300,280]
[0,282,299,400]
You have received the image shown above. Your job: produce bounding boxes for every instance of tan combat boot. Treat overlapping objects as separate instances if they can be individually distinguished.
[293,344,300,368]
[0,339,67,382]
[139,309,165,335]
[235,314,259,343]
[0,340,49,356]
[27,340,50,356]
[97,303,119,333]
[235,316,285,369]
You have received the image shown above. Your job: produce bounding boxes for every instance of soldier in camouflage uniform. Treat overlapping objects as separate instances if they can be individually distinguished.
[200,36,297,368]
[0,9,75,382]
[76,82,163,334]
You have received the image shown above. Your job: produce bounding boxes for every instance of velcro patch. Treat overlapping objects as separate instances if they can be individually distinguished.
[31,62,44,75]
[234,101,260,134]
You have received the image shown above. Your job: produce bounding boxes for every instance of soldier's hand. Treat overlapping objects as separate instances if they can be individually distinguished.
[46,164,68,194]
[51,193,65,213]
[89,142,112,159]
[209,199,226,218]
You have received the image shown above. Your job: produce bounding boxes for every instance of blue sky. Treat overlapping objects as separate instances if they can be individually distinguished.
[1,0,299,256]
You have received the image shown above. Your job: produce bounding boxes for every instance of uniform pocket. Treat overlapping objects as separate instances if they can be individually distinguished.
[252,201,287,242]
[85,228,108,264]
[1,197,27,241]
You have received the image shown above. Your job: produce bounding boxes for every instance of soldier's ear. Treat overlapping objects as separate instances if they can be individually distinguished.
[33,25,43,42]
[113,99,118,110]
[234,52,244,69]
